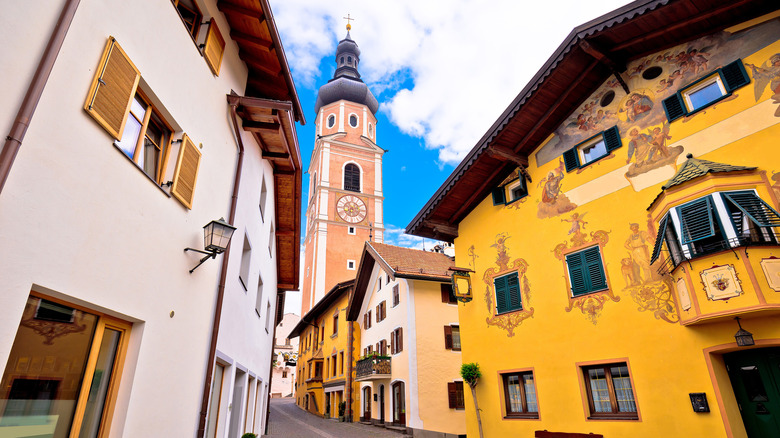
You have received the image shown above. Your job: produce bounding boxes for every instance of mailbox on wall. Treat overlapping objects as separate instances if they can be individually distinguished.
[689,393,710,413]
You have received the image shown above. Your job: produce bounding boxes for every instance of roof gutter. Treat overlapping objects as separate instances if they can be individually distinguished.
[196,94,246,438]
[0,0,80,195]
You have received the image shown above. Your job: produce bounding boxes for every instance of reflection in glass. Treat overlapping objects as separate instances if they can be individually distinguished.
[740,366,769,402]
[687,81,724,111]
[580,140,607,164]
[611,366,637,413]
[588,368,612,413]
[523,374,538,413]
[78,329,121,438]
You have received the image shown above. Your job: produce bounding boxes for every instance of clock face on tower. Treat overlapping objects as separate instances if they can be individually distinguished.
[337,195,367,223]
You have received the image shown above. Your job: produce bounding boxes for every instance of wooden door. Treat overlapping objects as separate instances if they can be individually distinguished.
[725,347,780,437]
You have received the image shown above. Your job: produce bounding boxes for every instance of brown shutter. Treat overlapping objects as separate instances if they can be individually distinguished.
[171,134,202,209]
[203,18,225,76]
[448,382,457,408]
[84,37,140,140]
[376,304,380,322]
[441,284,450,303]
[389,334,394,355]
[444,325,453,350]
[398,327,403,352]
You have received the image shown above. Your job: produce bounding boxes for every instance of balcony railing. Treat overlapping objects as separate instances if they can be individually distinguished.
[355,356,391,381]
[657,234,778,275]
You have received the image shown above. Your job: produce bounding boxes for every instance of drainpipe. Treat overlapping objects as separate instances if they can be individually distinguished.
[196,94,245,438]
[0,0,81,195]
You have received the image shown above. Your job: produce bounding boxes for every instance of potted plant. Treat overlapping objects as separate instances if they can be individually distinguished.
[338,401,346,422]
[241,434,257,438]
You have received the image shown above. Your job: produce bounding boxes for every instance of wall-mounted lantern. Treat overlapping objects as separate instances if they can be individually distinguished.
[450,267,474,303]
[184,218,236,273]
[734,317,755,347]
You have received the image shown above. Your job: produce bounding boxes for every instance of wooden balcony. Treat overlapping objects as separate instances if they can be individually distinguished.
[355,356,391,381]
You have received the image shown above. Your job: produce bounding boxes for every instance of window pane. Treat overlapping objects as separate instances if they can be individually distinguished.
[522,374,538,413]
[611,366,637,413]
[206,364,224,438]
[0,297,98,438]
[116,116,142,159]
[78,328,122,438]
[506,375,523,413]
[588,368,612,413]
[129,95,147,121]
[451,327,461,350]
[740,366,769,402]
[580,140,606,163]
[687,81,724,111]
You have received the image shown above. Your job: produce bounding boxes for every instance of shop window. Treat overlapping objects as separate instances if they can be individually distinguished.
[582,363,638,419]
[662,59,750,121]
[502,371,539,418]
[565,246,607,296]
[563,126,622,171]
[0,295,131,436]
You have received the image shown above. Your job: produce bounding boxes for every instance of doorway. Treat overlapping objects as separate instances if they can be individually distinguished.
[363,386,372,420]
[392,381,406,426]
[378,384,385,424]
[725,347,780,437]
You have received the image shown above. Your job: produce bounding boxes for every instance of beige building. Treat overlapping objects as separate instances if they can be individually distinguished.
[347,242,467,437]
[272,313,301,398]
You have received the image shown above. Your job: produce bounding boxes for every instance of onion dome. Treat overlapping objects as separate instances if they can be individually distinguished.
[315,28,379,115]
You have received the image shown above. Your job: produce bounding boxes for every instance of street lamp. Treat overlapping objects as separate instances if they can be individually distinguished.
[734,317,754,347]
[184,218,236,273]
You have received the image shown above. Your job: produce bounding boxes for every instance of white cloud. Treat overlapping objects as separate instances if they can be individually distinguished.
[382,225,445,250]
[271,0,631,164]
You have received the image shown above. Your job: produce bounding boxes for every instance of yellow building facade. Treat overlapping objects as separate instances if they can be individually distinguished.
[290,281,361,421]
[408,2,780,438]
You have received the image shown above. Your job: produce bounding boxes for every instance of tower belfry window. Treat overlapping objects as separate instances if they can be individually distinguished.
[344,163,360,192]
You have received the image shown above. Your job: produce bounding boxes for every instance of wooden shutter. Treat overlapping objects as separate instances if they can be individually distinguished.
[603,126,622,152]
[723,191,780,228]
[678,197,716,244]
[491,187,506,205]
[650,214,670,264]
[398,327,403,352]
[389,335,394,355]
[566,251,588,296]
[583,246,607,292]
[84,37,140,140]
[444,326,453,350]
[441,284,450,303]
[721,59,750,92]
[494,275,508,313]
[375,304,380,322]
[203,18,225,75]
[507,274,522,311]
[171,134,202,209]
[563,148,579,172]
[662,94,686,122]
[448,382,457,409]
[382,302,387,319]
[393,285,399,306]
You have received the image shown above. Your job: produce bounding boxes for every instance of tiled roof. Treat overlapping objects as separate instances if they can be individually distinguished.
[662,154,756,190]
[367,242,455,281]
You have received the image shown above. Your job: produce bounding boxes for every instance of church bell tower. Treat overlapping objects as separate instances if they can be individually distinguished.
[300,24,385,315]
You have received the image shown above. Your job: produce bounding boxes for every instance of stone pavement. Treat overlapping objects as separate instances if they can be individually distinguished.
[264,398,405,438]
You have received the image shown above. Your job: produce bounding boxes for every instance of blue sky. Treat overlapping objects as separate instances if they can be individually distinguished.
[271,0,631,313]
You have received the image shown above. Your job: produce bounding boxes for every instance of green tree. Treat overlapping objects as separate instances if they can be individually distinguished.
[461,363,484,438]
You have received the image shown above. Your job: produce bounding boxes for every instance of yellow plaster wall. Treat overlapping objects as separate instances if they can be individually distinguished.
[411,279,467,435]
[454,28,780,438]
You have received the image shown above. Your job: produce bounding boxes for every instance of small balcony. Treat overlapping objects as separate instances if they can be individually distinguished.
[355,356,391,381]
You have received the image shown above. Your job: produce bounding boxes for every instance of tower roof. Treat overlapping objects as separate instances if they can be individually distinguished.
[661,154,756,190]
[315,28,379,115]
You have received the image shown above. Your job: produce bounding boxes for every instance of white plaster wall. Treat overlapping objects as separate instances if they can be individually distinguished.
[0,0,265,436]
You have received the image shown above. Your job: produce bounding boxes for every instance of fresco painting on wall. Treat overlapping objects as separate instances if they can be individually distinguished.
[623,216,678,323]
[483,233,534,337]
[534,20,780,174]
[746,53,780,116]
[537,159,577,218]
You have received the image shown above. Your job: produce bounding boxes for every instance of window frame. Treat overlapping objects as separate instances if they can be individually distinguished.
[171,0,203,41]
[327,114,336,129]
[682,73,727,113]
[448,381,465,410]
[662,59,750,122]
[349,113,359,128]
[500,370,539,419]
[239,232,252,291]
[565,245,608,297]
[343,162,361,193]
[563,126,622,172]
[493,272,522,314]
[444,325,461,351]
[392,284,400,307]
[580,361,639,420]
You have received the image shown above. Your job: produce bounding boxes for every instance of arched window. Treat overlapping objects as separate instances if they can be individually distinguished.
[327,114,335,128]
[349,114,358,128]
[348,56,352,64]
[344,163,360,192]
[340,56,344,65]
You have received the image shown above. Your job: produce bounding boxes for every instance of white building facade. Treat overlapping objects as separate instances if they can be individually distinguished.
[0,1,303,437]
[271,313,301,398]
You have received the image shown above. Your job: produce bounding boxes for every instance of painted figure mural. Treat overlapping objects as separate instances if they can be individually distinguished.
[537,159,577,218]
[746,52,780,116]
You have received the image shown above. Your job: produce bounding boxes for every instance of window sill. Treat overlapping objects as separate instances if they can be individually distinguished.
[571,287,609,298]
[113,143,172,199]
[504,413,539,420]
[587,415,638,421]
[505,193,528,205]
[496,307,524,316]
[331,333,338,339]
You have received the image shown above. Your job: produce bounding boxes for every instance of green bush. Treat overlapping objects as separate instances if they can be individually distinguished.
[461,362,481,387]
[241,433,257,438]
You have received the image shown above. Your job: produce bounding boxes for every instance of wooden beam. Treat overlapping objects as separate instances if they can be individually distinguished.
[423,220,458,239]
[275,229,295,237]
[487,146,528,167]
[242,120,280,132]
[262,151,290,160]
[217,1,265,20]
[239,50,281,78]
[230,30,273,52]
[578,40,629,94]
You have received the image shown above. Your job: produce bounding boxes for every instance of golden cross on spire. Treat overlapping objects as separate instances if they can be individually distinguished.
[343,13,355,31]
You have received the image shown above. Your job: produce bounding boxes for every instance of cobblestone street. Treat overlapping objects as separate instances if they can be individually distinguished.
[264,398,404,438]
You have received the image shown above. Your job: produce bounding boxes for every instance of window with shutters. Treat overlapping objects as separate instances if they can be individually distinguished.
[365,310,372,329]
[171,0,203,40]
[332,312,339,336]
[493,272,522,314]
[491,173,527,206]
[447,381,465,409]
[581,362,638,419]
[344,163,361,192]
[376,301,387,323]
[441,283,457,305]
[202,18,225,76]
[563,126,622,172]
[565,246,608,296]
[114,91,173,184]
[392,285,400,307]
[663,59,750,122]
[391,328,403,354]
[501,371,538,419]
[649,190,780,269]
[444,325,461,351]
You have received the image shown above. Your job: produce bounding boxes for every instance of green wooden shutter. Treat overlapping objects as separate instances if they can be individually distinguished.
[563,148,579,172]
[650,214,670,264]
[583,246,607,291]
[603,126,622,152]
[566,251,588,296]
[663,93,686,122]
[494,275,508,313]
[678,197,716,244]
[492,187,506,205]
[721,59,750,92]
[723,191,780,227]
[507,273,522,311]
